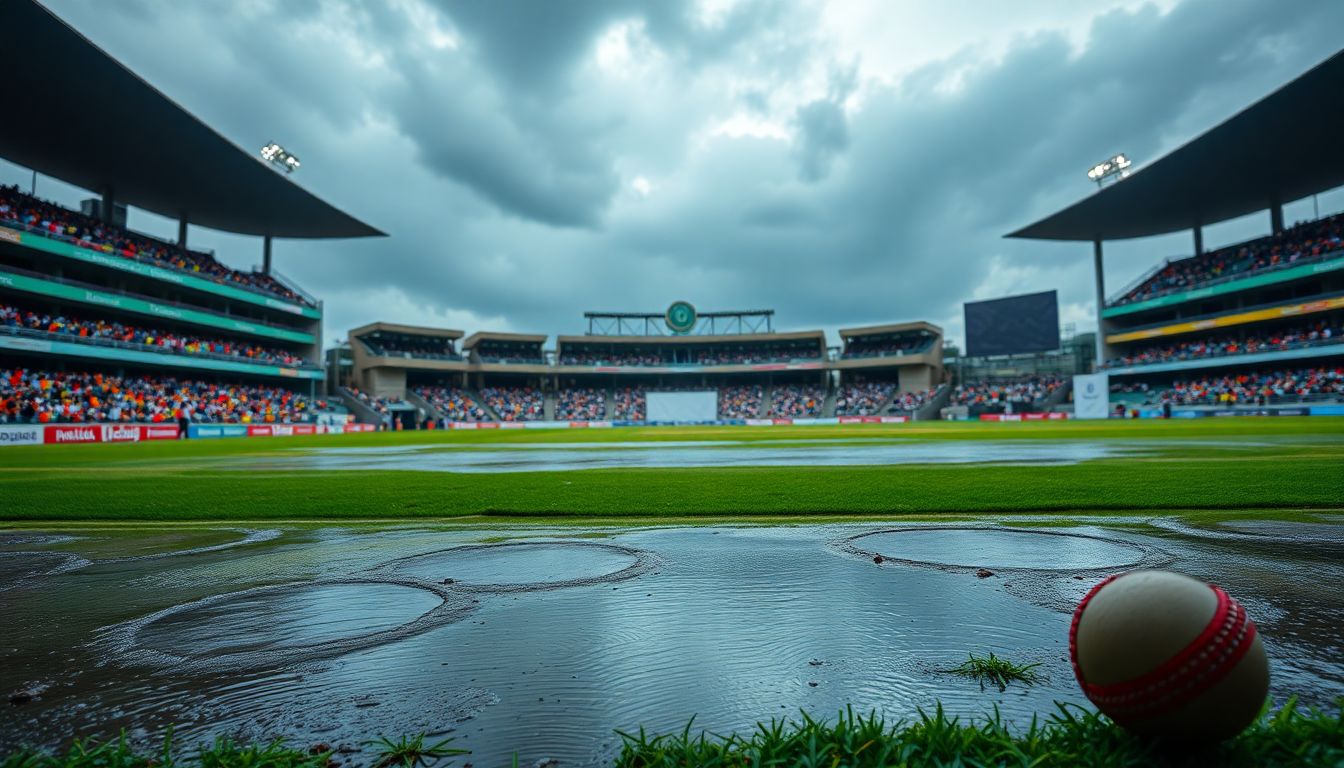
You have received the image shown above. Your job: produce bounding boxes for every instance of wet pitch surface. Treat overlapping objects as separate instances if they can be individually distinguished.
[2,519,1342,765]
[222,438,1241,472]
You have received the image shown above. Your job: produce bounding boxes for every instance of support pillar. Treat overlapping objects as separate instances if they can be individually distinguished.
[1093,238,1106,370]
[101,187,115,223]
[1193,225,1203,255]
[263,235,273,275]
[177,214,188,249]
[1270,203,1284,235]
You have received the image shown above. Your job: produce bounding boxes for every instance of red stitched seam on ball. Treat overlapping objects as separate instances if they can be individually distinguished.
[1094,604,1256,720]
[1080,585,1258,721]
[1089,586,1231,699]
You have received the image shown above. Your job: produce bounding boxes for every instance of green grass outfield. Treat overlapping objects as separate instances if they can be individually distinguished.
[2,417,1342,522]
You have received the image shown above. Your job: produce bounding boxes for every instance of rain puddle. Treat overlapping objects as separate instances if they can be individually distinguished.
[230,439,1200,473]
[846,528,1150,571]
[380,541,651,589]
[1,519,1340,766]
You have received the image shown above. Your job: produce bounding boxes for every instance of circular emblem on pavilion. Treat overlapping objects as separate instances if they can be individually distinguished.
[665,301,697,334]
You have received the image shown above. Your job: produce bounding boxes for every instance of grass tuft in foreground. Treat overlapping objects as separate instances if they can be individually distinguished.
[0,731,470,768]
[3,701,1341,768]
[368,734,468,768]
[616,699,1344,768]
[941,651,1044,691]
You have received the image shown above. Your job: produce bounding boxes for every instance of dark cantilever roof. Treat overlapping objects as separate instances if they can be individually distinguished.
[0,0,384,239]
[1008,49,1344,242]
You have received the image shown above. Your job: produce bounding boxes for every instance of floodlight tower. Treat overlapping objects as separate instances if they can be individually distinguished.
[1086,153,1132,188]
[260,141,301,174]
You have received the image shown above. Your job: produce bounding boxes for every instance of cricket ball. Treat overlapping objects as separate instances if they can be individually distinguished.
[1069,570,1269,742]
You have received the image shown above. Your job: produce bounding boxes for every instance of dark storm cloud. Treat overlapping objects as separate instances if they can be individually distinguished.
[17,0,1344,346]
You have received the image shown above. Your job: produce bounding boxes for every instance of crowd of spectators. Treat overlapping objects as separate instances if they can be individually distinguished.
[611,387,645,421]
[889,388,937,414]
[556,387,605,420]
[1143,367,1344,405]
[769,384,825,418]
[481,386,544,421]
[718,385,764,419]
[1106,320,1342,368]
[415,385,488,421]
[474,341,545,364]
[953,377,1063,408]
[1,303,310,367]
[0,185,311,306]
[834,381,895,415]
[841,336,932,358]
[560,350,664,366]
[364,336,459,360]
[695,341,823,365]
[561,341,823,367]
[1117,213,1344,305]
[0,368,316,424]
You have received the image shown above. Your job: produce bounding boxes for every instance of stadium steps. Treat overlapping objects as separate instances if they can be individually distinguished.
[337,387,386,426]
[914,384,952,421]
[760,385,775,418]
[469,389,502,422]
[821,388,838,418]
[1042,380,1072,411]
[405,390,440,421]
[544,391,557,421]
[874,387,899,414]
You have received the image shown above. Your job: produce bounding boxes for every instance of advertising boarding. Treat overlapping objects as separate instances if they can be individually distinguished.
[1072,373,1110,420]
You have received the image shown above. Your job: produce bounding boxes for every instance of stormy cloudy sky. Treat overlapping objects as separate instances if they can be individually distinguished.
[5,0,1344,349]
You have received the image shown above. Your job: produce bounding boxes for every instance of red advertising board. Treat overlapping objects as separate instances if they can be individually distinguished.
[979,413,1068,422]
[141,425,180,440]
[44,425,101,444]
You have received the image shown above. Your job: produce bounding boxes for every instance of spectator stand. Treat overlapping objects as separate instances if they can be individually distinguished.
[463,331,549,366]
[834,322,944,397]
[1109,365,1344,415]
[338,385,417,429]
[948,376,1066,417]
[0,301,317,371]
[554,330,827,370]
[1,367,318,425]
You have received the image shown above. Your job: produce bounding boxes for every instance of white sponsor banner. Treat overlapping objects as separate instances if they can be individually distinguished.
[102,424,141,443]
[0,424,42,446]
[646,390,717,422]
[1073,373,1110,420]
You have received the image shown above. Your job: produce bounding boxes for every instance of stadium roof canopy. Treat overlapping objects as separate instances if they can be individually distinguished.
[0,0,384,239]
[1008,49,1344,242]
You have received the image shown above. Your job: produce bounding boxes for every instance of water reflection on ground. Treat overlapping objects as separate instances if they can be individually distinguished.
[228,439,1215,473]
[1,518,1341,766]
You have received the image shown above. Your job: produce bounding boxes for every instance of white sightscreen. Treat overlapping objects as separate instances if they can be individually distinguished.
[646,390,718,422]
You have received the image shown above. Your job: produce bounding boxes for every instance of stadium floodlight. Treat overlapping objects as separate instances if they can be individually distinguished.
[260,142,301,174]
[1086,153,1132,188]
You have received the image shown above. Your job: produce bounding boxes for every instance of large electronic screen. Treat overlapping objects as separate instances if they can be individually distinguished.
[964,290,1060,357]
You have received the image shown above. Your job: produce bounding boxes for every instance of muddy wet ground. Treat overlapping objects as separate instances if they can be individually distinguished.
[1,519,1341,766]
